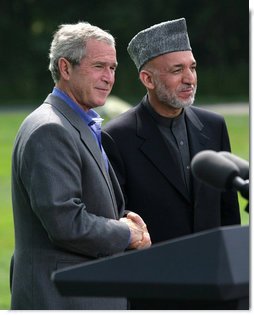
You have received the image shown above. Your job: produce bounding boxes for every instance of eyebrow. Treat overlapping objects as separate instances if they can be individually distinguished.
[93,61,118,68]
[172,61,197,68]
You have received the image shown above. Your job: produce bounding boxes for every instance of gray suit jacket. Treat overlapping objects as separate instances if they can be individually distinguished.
[11,94,130,310]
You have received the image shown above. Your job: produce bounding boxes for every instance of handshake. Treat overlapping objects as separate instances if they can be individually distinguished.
[120,212,152,250]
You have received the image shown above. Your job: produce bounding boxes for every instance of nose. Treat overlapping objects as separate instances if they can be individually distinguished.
[102,67,115,85]
[182,68,196,85]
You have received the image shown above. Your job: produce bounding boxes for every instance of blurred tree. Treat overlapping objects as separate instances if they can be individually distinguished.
[0,0,248,105]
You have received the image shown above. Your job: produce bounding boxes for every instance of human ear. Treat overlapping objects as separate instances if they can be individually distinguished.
[58,58,72,80]
[139,70,155,89]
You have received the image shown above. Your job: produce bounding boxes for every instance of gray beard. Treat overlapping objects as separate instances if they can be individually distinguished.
[155,81,197,109]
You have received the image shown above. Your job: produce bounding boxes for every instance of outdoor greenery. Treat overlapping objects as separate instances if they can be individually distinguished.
[0,0,249,310]
[0,0,248,105]
[0,109,249,309]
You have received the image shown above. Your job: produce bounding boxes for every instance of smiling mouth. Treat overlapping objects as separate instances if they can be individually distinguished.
[179,89,193,98]
[96,87,110,93]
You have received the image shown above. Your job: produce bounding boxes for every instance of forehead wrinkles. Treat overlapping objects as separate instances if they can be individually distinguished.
[85,42,116,64]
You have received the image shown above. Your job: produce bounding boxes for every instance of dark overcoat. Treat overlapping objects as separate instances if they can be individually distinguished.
[102,97,240,244]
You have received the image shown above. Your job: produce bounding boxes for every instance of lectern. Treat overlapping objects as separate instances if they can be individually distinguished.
[52,225,249,309]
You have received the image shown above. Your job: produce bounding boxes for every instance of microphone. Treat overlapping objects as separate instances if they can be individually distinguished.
[218,151,249,180]
[191,150,249,200]
[191,150,239,190]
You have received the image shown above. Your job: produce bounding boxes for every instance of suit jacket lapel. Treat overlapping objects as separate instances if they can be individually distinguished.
[108,163,125,217]
[136,102,191,203]
[185,106,212,203]
[185,106,210,158]
[45,94,105,172]
[44,94,120,217]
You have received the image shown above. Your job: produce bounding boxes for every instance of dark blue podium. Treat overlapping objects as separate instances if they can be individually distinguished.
[52,225,249,309]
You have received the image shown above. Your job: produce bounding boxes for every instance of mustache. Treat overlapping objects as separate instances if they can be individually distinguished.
[178,84,196,92]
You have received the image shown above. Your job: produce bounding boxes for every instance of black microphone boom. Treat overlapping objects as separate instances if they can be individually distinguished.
[218,151,249,180]
[191,150,249,213]
[191,150,240,190]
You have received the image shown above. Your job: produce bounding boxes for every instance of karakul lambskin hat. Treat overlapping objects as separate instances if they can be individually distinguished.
[127,18,192,71]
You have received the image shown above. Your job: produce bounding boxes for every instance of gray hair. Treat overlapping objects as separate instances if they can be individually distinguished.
[49,22,115,83]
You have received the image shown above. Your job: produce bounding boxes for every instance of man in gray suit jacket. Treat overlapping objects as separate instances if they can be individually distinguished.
[10,22,151,310]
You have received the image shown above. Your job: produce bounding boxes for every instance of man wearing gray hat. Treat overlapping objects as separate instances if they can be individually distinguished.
[102,18,240,309]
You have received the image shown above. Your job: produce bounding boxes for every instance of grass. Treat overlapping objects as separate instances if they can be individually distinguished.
[224,115,250,224]
[0,109,249,309]
[0,111,28,310]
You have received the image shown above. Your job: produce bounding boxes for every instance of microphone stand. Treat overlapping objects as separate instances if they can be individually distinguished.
[232,177,249,213]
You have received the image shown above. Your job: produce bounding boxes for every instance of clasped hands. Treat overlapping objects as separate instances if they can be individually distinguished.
[120,211,152,250]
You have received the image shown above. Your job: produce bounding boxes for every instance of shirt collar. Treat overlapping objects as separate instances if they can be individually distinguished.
[52,87,100,126]
[144,95,185,129]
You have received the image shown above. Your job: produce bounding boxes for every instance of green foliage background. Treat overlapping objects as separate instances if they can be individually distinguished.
[0,0,248,105]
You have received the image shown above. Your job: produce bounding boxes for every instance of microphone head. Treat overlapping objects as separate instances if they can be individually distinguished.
[218,151,249,180]
[191,150,240,190]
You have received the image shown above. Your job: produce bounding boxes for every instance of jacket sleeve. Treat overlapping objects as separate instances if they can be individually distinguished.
[20,122,130,258]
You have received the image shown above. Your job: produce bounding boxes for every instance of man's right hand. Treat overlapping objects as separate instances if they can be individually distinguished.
[120,212,151,250]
